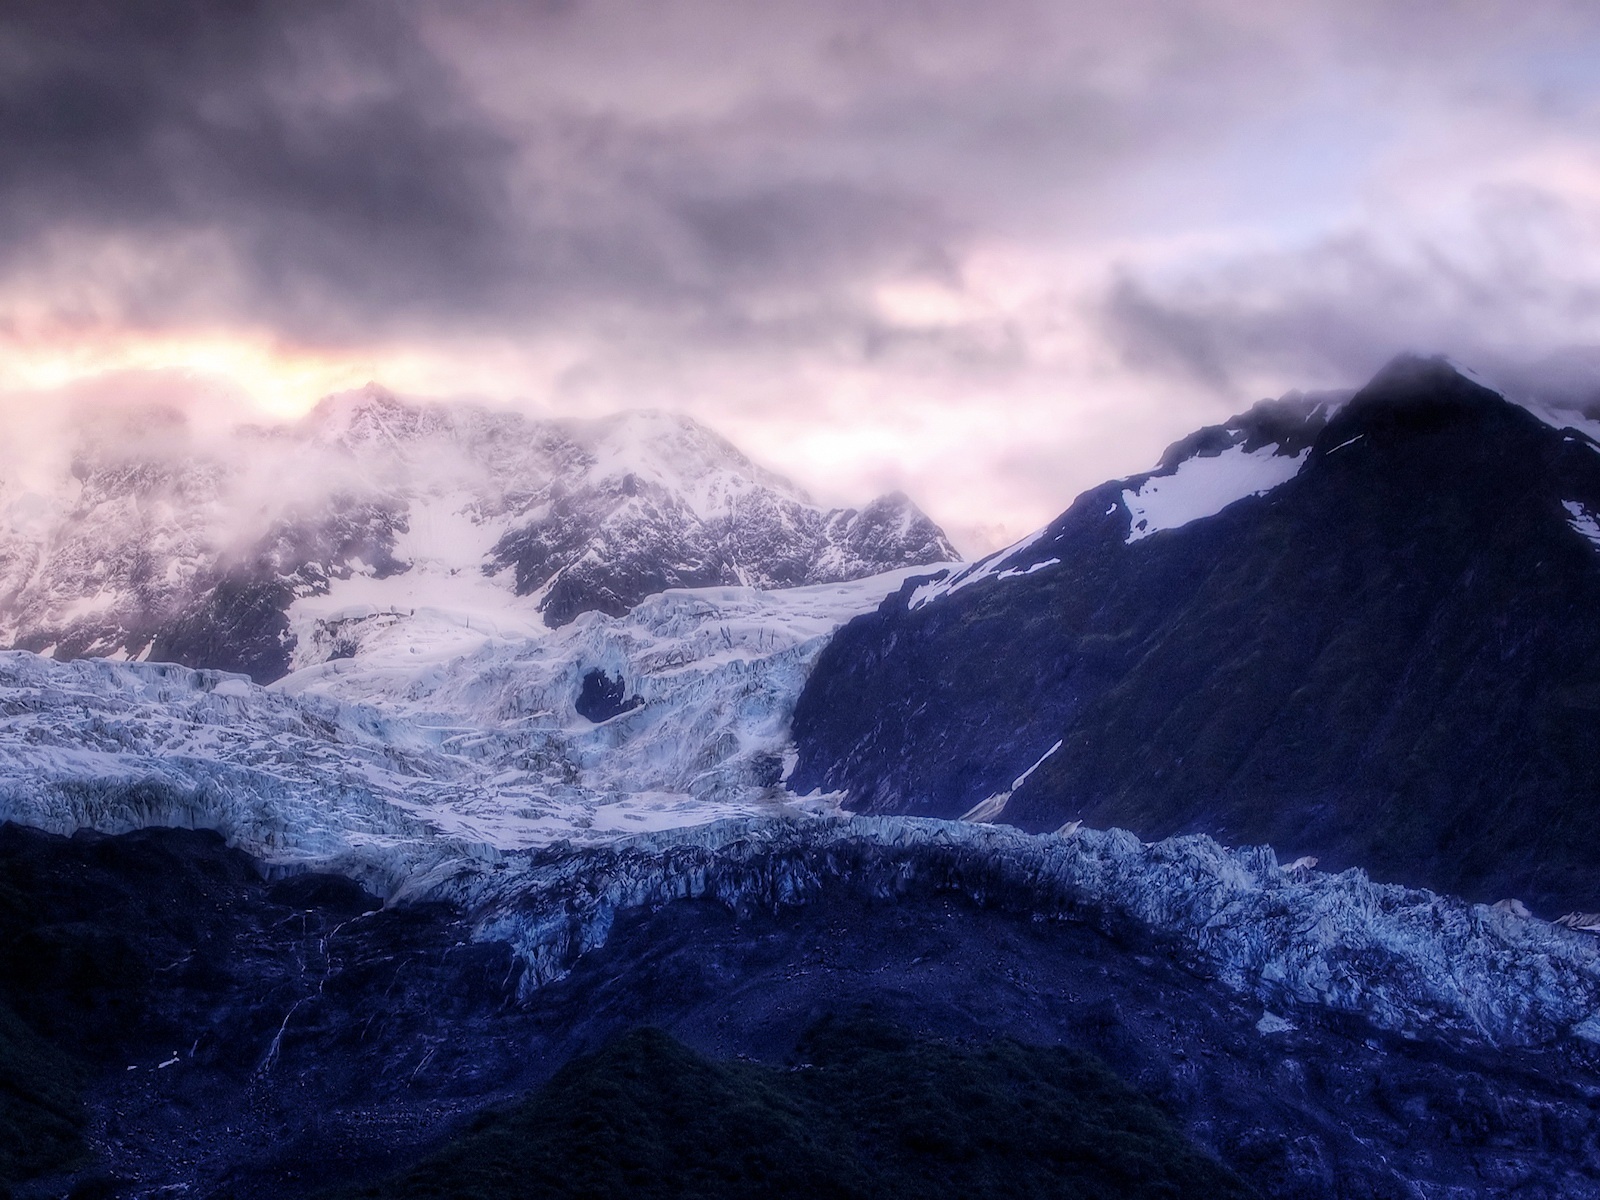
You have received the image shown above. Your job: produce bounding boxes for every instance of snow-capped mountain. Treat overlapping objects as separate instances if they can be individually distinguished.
[0,387,956,682]
[792,356,1600,913]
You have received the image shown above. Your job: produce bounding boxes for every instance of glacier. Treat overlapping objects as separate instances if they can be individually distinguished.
[0,567,936,880]
[6,556,1600,1057]
[461,815,1600,1051]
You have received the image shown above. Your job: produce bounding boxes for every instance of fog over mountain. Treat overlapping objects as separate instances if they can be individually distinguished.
[0,386,954,681]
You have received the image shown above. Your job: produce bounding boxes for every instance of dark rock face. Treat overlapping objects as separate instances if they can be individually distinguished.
[0,823,536,1199]
[574,668,643,722]
[145,572,296,684]
[791,357,1600,913]
[489,484,730,626]
[5,822,1600,1200]
[487,479,956,630]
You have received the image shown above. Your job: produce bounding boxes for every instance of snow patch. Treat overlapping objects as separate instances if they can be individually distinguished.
[959,740,1061,825]
[907,520,1060,609]
[1123,445,1308,544]
[1562,500,1600,549]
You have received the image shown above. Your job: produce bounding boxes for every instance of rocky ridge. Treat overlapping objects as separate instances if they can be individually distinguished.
[11,821,1600,1200]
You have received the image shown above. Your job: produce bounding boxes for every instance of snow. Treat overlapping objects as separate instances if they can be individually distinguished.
[0,393,954,669]
[0,567,929,878]
[909,432,1314,610]
[1010,739,1063,791]
[1440,358,1600,449]
[284,491,544,672]
[1325,434,1365,455]
[575,410,808,521]
[1525,402,1600,450]
[1562,500,1600,549]
[1123,444,1308,544]
[959,739,1061,825]
[907,519,1056,608]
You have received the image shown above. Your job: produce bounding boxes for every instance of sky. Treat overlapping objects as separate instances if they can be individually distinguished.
[5,2,1600,553]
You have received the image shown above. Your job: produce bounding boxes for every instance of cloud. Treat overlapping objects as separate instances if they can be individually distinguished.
[0,1,521,337]
[7,1,1600,550]
[0,1,1354,346]
[1097,178,1600,400]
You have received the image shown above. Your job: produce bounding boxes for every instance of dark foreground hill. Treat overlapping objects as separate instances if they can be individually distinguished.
[332,1021,1252,1200]
[4,821,1600,1199]
[791,356,1600,913]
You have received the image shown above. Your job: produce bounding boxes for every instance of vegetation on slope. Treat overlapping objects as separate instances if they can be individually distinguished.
[333,1017,1253,1200]
[0,997,85,1189]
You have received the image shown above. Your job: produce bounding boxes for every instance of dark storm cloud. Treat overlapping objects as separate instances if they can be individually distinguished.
[0,1,523,333]
[3,0,1366,357]
[1099,239,1431,394]
[9,0,1600,555]
[0,0,978,343]
[1099,182,1600,400]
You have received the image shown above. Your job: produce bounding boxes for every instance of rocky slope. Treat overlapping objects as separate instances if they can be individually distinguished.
[791,356,1600,913]
[0,389,955,682]
[7,819,1600,1200]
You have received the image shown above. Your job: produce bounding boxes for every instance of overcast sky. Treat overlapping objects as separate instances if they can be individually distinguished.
[5,1,1600,552]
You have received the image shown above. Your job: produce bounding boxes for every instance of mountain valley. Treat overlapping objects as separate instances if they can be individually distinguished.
[5,359,1600,1197]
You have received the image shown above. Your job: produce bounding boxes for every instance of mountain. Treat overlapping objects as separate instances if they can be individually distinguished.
[10,358,1600,1199]
[790,356,1600,913]
[0,388,956,683]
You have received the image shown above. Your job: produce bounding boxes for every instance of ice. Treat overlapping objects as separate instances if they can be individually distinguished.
[1123,444,1309,544]
[0,567,930,876]
[464,814,1600,1050]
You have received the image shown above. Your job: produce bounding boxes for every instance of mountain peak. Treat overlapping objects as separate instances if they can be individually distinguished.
[301,384,455,448]
[1316,353,1544,458]
[1355,353,1498,403]
[796,351,1600,911]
